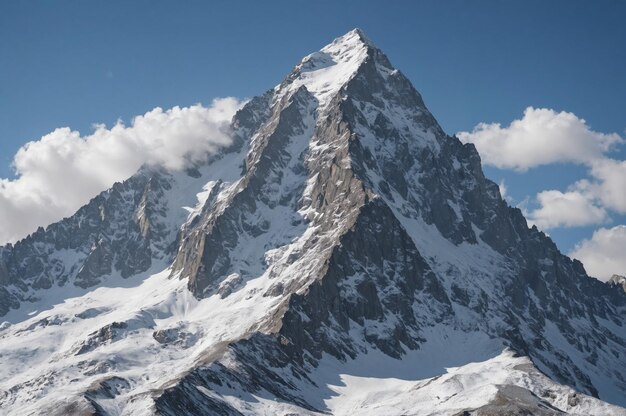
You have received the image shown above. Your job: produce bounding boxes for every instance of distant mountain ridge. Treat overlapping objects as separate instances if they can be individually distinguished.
[0,29,625,416]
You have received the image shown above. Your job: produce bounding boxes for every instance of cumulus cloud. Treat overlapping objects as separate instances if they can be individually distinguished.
[569,225,626,281]
[524,158,626,231]
[0,97,242,244]
[457,107,623,171]
[577,158,626,214]
[525,190,608,229]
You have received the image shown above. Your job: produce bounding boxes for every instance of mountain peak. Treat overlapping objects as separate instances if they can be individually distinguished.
[326,27,374,49]
[279,28,383,111]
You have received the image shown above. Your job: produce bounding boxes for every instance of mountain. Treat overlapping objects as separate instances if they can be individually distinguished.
[1,29,625,416]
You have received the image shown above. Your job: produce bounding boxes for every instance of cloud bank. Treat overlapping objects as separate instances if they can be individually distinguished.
[570,226,626,280]
[582,159,626,213]
[0,98,242,244]
[521,158,626,232]
[528,190,608,229]
[457,107,623,171]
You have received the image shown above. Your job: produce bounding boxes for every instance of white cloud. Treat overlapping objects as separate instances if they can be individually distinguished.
[498,179,509,202]
[524,158,626,231]
[570,225,626,281]
[576,158,626,214]
[457,107,623,171]
[526,190,609,230]
[0,97,242,244]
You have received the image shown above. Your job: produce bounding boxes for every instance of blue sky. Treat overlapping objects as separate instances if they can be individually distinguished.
[1,1,625,276]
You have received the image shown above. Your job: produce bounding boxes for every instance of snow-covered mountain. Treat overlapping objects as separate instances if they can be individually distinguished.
[609,275,626,293]
[1,29,625,416]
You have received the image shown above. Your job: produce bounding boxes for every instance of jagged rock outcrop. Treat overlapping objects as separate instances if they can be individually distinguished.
[0,168,185,315]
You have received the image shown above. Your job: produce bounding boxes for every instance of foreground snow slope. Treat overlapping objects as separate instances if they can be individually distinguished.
[1,29,625,415]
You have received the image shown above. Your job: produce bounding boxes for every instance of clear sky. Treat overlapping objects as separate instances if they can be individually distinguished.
[1,1,625,277]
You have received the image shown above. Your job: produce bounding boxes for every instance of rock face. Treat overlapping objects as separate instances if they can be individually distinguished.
[0,29,625,416]
[0,168,181,315]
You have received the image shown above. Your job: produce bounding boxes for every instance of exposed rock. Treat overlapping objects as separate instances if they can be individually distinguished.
[471,385,565,415]
[75,307,109,320]
[153,327,197,348]
[218,273,243,299]
[85,376,131,399]
[75,322,128,355]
